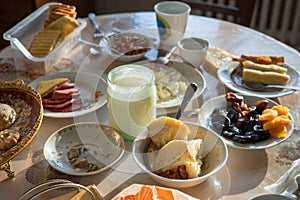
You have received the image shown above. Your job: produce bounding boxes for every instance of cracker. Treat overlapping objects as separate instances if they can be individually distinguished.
[29,29,63,57]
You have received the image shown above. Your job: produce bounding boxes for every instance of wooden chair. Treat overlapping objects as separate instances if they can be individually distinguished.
[178,0,256,26]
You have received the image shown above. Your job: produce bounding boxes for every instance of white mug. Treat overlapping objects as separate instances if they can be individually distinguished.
[178,37,209,67]
[107,64,156,141]
[154,1,191,49]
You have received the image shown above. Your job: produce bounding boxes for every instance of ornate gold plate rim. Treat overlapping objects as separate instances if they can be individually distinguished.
[0,80,43,177]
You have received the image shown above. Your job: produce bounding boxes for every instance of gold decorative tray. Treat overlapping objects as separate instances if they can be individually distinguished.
[0,80,43,177]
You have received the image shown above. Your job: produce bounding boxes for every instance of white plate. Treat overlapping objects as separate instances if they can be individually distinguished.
[30,72,107,118]
[198,94,294,150]
[135,60,206,108]
[43,123,125,176]
[218,61,300,98]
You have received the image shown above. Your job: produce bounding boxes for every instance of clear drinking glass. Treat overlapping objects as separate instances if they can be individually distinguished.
[107,64,156,141]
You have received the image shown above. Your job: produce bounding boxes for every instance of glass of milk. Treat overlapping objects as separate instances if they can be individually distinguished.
[107,64,156,141]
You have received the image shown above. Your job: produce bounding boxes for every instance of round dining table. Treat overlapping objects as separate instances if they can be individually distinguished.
[0,12,300,200]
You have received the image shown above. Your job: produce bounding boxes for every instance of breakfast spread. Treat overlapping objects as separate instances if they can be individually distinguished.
[0,103,17,131]
[37,78,84,112]
[146,117,203,179]
[210,93,290,143]
[28,4,79,57]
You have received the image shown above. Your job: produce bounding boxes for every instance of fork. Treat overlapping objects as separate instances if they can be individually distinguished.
[88,12,105,39]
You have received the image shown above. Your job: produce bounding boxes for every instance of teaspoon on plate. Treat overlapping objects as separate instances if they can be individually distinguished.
[243,82,300,91]
[78,38,124,55]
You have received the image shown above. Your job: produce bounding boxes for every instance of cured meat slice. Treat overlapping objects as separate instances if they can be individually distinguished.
[42,98,71,105]
[47,98,84,112]
[51,89,81,99]
[56,82,75,90]
[43,98,76,109]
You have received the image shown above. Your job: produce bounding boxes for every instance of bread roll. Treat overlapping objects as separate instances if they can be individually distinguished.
[203,47,235,70]
[242,68,290,86]
[147,117,191,148]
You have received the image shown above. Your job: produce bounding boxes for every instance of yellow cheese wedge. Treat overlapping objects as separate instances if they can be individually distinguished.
[37,77,69,95]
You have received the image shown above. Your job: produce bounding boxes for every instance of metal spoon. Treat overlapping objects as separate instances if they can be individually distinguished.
[78,38,124,55]
[244,82,300,91]
[154,46,177,65]
[174,82,198,119]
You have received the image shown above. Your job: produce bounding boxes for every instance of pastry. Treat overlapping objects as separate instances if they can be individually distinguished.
[242,68,290,85]
[0,129,20,151]
[0,103,17,131]
[242,60,288,74]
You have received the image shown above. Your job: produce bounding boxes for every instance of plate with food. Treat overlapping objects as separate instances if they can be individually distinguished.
[112,183,199,200]
[0,80,43,177]
[29,71,106,118]
[135,60,206,108]
[217,55,300,98]
[100,32,154,62]
[133,117,228,188]
[43,122,125,176]
[198,92,294,150]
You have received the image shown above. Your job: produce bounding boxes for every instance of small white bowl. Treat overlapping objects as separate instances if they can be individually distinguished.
[132,122,228,188]
[100,32,154,62]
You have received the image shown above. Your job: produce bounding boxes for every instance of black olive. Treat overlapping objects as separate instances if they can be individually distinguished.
[253,124,264,132]
[222,130,235,138]
[250,133,259,141]
[228,125,240,135]
[227,110,239,122]
[233,135,252,143]
[259,130,271,140]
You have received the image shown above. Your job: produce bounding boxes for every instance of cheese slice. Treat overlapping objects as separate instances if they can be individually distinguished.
[36,77,69,95]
